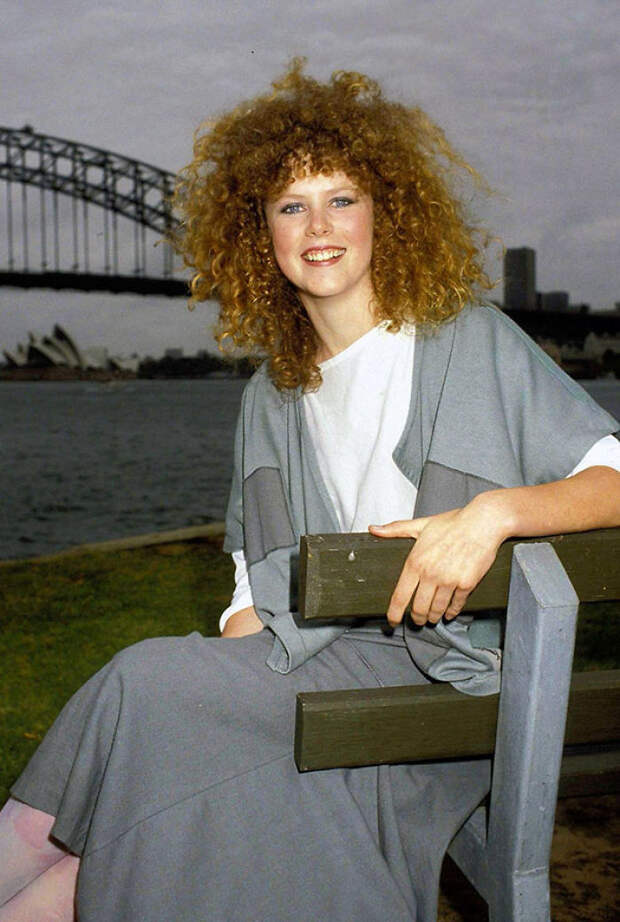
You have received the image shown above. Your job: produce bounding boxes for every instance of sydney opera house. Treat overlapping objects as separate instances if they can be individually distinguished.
[3,324,139,374]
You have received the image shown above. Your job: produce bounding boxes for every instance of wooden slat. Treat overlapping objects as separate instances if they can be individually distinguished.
[558,749,620,798]
[294,669,620,772]
[299,529,620,620]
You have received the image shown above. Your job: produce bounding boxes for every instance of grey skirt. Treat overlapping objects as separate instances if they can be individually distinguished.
[11,626,490,921]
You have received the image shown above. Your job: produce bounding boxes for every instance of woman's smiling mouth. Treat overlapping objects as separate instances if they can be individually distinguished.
[302,247,346,264]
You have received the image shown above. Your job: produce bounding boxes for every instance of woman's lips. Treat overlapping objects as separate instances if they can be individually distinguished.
[301,247,346,265]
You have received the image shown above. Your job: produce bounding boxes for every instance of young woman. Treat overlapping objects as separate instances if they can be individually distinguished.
[1,61,619,922]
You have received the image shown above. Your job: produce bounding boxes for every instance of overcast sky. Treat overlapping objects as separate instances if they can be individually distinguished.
[2,0,619,357]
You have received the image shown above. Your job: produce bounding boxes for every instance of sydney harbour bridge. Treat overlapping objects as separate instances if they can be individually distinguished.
[0,126,188,297]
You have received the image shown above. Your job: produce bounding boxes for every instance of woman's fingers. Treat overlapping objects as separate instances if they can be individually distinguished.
[369,518,429,539]
[371,509,489,626]
[425,585,457,624]
[388,575,461,627]
[390,580,471,626]
[385,551,460,626]
[386,567,419,626]
[444,588,470,620]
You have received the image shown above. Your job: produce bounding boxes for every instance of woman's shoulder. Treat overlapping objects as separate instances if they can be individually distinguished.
[450,303,608,412]
[240,361,296,415]
[415,302,505,342]
[414,303,514,362]
[455,302,520,337]
[451,302,553,361]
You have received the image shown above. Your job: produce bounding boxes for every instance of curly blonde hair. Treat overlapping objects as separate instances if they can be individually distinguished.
[173,59,493,391]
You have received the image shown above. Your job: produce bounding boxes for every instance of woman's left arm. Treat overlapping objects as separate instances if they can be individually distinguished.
[369,466,620,628]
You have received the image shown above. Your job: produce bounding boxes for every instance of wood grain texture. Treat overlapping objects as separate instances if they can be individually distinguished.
[299,529,620,620]
[294,669,620,772]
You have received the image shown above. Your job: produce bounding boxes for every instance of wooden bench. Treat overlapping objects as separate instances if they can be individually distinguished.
[294,529,620,922]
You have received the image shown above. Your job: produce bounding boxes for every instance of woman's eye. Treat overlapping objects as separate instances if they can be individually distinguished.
[332,197,354,208]
[281,202,304,214]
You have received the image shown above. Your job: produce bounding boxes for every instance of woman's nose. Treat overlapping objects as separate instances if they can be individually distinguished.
[306,207,331,236]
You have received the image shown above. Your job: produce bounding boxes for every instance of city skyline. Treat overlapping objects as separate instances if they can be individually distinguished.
[502,246,614,315]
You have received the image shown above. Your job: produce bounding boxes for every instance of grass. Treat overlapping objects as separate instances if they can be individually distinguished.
[0,538,231,802]
[0,539,618,802]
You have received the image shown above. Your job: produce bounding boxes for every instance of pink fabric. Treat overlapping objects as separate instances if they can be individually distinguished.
[0,798,78,920]
[0,855,79,921]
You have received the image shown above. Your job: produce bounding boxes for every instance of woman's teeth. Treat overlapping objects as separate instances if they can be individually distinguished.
[303,248,346,262]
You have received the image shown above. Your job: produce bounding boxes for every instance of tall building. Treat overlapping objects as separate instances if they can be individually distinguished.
[504,247,536,311]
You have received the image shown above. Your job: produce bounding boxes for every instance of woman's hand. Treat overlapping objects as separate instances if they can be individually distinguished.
[369,498,505,627]
[370,467,620,628]
[221,606,264,638]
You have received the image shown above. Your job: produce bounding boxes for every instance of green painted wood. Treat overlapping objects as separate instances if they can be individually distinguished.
[294,669,620,772]
[557,749,620,798]
[299,529,620,620]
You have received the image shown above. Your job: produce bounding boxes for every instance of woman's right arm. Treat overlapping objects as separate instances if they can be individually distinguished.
[221,606,263,637]
[219,550,263,637]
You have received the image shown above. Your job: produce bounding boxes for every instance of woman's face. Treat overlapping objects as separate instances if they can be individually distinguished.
[264,171,374,311]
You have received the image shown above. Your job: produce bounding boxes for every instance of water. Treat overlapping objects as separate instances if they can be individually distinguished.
[1,377,619,561]
[1,378,246,560]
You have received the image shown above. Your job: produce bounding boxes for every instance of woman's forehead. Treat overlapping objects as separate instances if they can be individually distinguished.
[267,155,369,200]
[271,170,362,199]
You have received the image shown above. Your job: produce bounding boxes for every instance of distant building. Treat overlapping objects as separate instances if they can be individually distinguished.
[3,324,132,373]
[82,346,109,369]
[538,291,570,312]
[583,331,620,359]
[4,324,85,368]
[504,247,536,311]
[109,354,141,373]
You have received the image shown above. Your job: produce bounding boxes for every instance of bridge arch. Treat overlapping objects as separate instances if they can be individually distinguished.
[0,126,186,293]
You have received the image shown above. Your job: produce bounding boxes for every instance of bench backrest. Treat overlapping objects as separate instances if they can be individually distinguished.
[295,529,620,774]
[299,528,620,621]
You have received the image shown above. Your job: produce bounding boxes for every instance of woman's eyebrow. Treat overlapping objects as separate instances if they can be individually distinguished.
[276,186,359,201]
[327,187,359,196]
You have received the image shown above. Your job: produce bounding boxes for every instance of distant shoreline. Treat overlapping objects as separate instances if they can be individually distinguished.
[0,366,137,382]
[0,367,250,382]
[1,365,616,383]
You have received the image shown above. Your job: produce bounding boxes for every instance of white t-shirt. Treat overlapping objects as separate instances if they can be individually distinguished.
[220,325,620,630]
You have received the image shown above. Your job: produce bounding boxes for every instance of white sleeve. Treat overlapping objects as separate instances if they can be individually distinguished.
[219,550,255,633]
[568,434,620,476]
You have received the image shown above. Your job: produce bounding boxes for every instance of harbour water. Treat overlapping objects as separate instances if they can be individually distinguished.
[1,378,246,560]
[1,377,619,561]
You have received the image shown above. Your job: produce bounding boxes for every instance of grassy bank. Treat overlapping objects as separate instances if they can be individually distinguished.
[1,538,618,802]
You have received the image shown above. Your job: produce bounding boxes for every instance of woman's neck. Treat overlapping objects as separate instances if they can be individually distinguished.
[302,290,377,363]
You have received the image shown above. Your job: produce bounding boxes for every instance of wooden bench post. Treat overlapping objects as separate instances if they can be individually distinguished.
[448,543,578,921]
